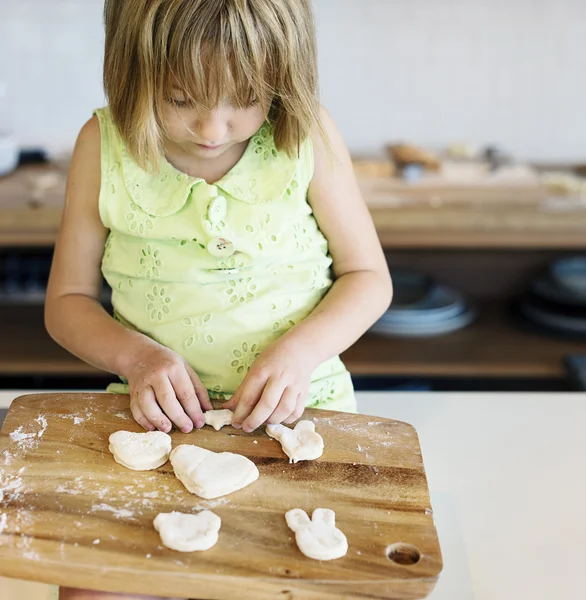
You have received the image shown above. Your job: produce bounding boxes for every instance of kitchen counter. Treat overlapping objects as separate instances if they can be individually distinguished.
[1,391,585,600]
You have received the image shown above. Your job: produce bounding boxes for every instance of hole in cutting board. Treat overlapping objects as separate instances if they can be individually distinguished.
[386,543,421,565]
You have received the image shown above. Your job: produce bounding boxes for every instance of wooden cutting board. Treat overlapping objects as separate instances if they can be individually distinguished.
[0,393,442,600]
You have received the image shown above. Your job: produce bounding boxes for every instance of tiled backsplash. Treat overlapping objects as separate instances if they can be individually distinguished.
[0,0,583,160]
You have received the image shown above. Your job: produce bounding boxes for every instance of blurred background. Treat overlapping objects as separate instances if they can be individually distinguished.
[1,0,586,393]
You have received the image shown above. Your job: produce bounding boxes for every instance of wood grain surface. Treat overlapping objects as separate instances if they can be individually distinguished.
[0,394,441,600]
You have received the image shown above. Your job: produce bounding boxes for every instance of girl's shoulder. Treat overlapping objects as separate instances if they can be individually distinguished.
[93,106,125,152]
[76,114,101,150]
[72,114,101,181]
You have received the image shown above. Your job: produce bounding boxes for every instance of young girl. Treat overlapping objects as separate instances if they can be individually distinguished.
[46,0,391,598]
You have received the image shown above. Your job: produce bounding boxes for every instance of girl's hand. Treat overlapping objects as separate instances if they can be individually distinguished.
[223,342,314,432]
[124,343,212,434]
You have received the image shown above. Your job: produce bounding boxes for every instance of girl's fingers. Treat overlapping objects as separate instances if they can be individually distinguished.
[283,394,306,424]
[222,392,238,412]
[136,386,172,433]
[267,386,298,425]
[231,374,268,429]
[170,368,204,429]
[153,377,193,433]
[130,401,155,431]
[242,378,286,432]
[184,362,213,412]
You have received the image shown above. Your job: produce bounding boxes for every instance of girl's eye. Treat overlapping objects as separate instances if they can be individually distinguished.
[230,98,259,109]
[166,98,189,108]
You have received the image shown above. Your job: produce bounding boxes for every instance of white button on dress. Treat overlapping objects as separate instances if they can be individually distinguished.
[207,237,235,258]
[208,195,227,224]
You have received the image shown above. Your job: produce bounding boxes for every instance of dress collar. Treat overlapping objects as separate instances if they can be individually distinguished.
[120,122,299,217]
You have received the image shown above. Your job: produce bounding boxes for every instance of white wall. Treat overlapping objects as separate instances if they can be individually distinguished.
[0,1,105,154]
[0,0,583,161]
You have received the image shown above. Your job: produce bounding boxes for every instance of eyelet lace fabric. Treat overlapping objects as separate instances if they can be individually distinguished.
[95,107,355,411]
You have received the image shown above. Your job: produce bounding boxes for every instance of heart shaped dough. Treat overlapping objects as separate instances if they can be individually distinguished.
[170,445,259,499]
[266,421,324,463]
[154,511,221,552]
[108,430,172,471]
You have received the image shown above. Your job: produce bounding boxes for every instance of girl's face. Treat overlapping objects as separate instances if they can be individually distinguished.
[161,87,268,161]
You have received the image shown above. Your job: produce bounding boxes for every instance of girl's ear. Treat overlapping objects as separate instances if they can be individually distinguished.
[286,509,311,532]
[311,508,336,528]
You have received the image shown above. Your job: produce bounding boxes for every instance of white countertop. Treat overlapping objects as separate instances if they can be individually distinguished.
[1,390,585,600]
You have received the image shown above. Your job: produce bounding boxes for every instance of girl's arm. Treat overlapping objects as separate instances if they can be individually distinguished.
[45,117,211,433]
[226,106,392,430]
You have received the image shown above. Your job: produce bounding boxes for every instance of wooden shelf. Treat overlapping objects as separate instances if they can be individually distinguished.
[1,303,583,380]
[2,165,586,250]
[342,301,584,378]
[360,176,586,250]
[0,306,103,376]
[370,207,586,249]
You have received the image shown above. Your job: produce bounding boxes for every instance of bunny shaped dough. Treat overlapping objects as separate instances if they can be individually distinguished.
[266,421,324,463]
[285,508,348,561]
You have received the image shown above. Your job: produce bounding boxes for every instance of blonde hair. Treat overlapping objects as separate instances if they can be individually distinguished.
[103,0,322,170]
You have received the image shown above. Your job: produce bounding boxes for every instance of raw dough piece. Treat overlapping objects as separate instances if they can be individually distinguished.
[108,430,172,471]
[266,421,324,463]
[286,508,348,561]
[170,444,259,499]
[204,409,234,431]
[154,511,221,552]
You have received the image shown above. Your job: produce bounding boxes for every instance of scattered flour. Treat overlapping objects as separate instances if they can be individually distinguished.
[9,417,47,454]
[19,535,40,561]
[115,412,130,420]
[0,467,26,502]
[96,487,111,500]
[60,409,93,425]
[192,497,229,511]
[0,513,7,533]
[55,485,82,496]
[35,416,48,437]
[9,428,38,451]
[92,503,135,519]
[55,476,84,496]
[337,423,362,434]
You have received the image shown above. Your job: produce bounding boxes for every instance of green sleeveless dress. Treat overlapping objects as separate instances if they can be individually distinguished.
[95,107,356,412]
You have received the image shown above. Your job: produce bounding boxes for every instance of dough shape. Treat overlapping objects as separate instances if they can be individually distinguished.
[286,508,348,561]
[154,511,221,552]
[204,409,234,431]
[108,430,172,471]
[266,421,324,463]
[170,444,259,499]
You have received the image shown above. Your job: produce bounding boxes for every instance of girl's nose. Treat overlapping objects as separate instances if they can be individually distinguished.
[195,110,227,144]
